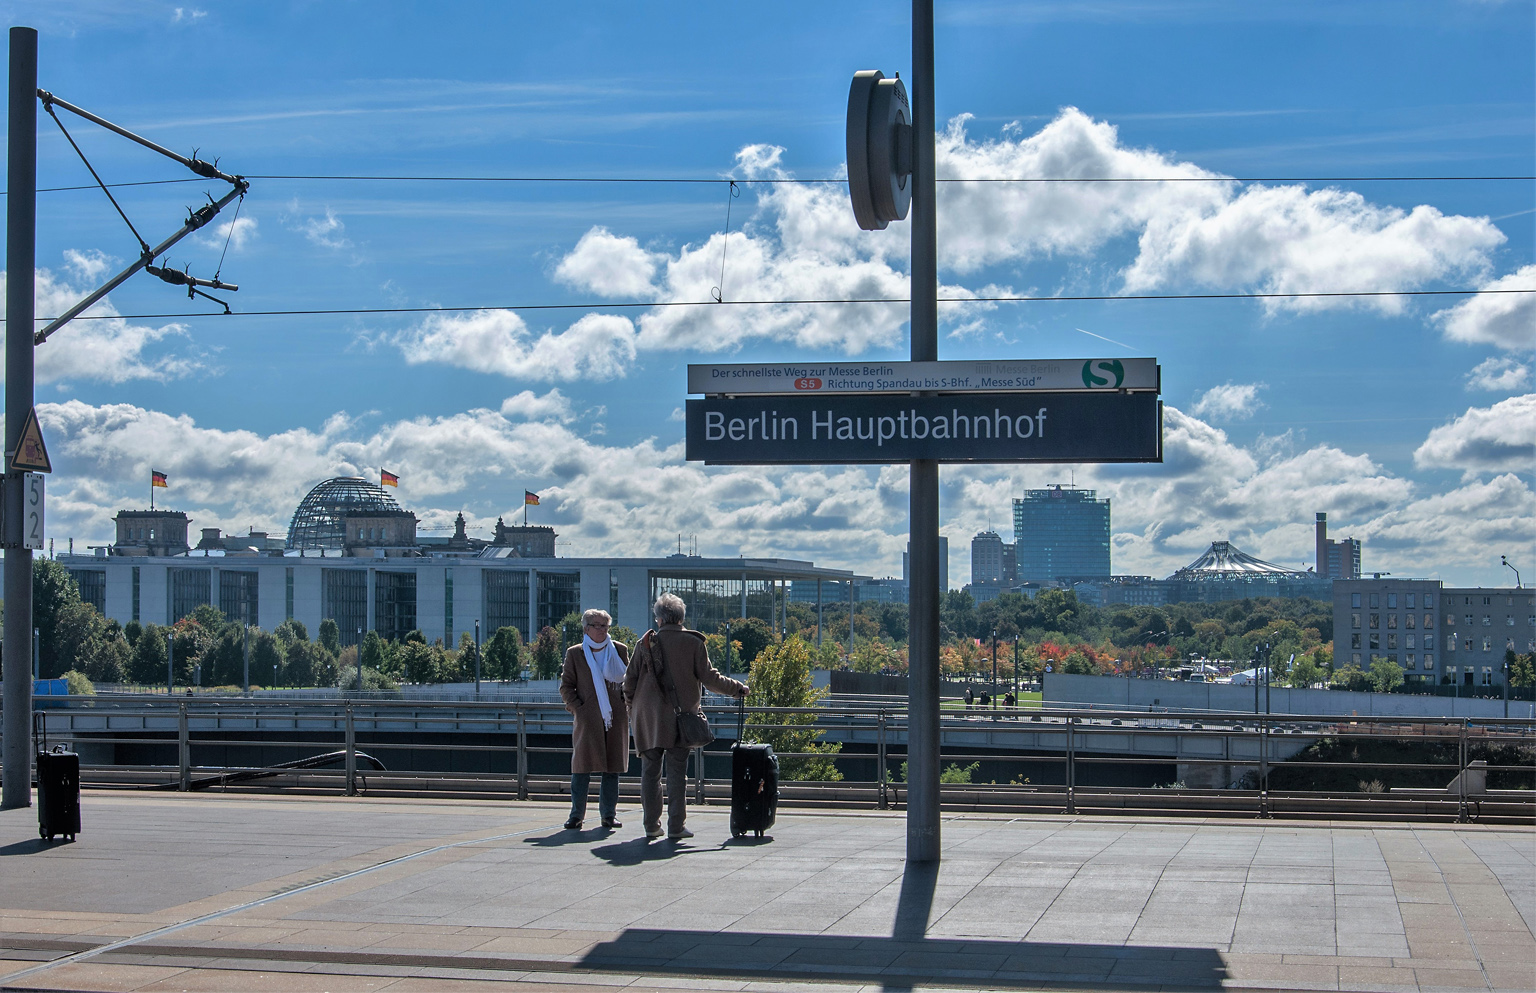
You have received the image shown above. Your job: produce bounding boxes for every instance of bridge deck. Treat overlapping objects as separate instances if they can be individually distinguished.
[1,793,1532,992]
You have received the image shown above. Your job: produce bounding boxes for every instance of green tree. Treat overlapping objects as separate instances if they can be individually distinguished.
[61,670,96,695]
[399,640,440,684]
[283,638,319,687]
[1510,651,1535,689]
[722,617,775,667]
[456,630,481,681]
[187,603,226,631]
[558,612,584,652]
[129,624,168,685]
[744,637,842,781]
[359,630,386,676]
[318,618,341,656]
[77,630,130,684]
[939,589,977,640]
[274,618,309,645]
[531,626,562,680]
[124,620,144,648]
[1369,658,1405,693]
[32,558,93,678]
[252,630,283,687]
[1287,652,1325,688]
[484,625,522,680]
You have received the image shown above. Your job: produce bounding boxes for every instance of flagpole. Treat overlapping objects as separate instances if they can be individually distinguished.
[150,473,154,511]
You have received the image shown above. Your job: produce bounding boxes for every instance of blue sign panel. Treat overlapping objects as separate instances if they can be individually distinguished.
[686,392,1161,465]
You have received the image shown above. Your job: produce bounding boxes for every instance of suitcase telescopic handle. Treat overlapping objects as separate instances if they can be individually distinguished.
[737,695,745,742]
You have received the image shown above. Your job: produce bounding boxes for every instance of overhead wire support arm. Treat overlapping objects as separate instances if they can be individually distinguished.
[35,180,247,343]
[37,89,243,186]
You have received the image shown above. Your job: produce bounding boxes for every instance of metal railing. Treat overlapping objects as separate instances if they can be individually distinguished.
[15,696,1535,824]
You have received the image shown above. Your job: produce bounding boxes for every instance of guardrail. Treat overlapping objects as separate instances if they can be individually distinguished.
[16,696,1534,824]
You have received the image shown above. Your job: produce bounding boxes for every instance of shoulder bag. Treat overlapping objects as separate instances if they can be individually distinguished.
[646,630,715,748]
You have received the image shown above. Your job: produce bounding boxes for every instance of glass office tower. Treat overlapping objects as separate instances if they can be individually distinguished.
[1012,485,1111,583]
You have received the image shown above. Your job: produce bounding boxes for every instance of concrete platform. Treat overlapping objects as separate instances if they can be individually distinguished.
[0,792,1531,992]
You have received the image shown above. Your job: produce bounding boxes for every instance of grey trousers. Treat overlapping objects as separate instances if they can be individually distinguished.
[639,745,691,834]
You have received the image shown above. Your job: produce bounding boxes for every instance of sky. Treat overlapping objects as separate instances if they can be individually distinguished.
[2,0,1532,588]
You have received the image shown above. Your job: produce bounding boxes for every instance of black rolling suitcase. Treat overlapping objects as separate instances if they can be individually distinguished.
[35,713,80,843]
[730,698,778,838]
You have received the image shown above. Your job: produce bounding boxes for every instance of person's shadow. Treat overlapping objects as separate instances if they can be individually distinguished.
[523,825,621,848]
[589,836,727,866]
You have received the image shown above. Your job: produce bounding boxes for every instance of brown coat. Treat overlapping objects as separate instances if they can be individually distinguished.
[623,623,747,753]
[559,642,631,774]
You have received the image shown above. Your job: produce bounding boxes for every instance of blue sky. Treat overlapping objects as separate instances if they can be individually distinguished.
[5,0,1532,587]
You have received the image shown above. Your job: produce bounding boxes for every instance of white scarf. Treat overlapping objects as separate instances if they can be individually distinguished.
[582,634,627,729]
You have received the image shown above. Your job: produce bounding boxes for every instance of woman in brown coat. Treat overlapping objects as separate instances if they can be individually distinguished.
[559,609,630,831]
[624,593,747,841]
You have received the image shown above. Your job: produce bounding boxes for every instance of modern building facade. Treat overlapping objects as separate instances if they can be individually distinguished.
[64,478,862,647]
[1332,578,1535,687]
[1315,513,1362,580]
[971,530,1005,585]
[1013,485,1110,583]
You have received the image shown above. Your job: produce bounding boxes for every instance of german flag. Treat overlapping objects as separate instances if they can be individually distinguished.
[524,490,540,506]
[151,470,168,488]
[381,469,399,487]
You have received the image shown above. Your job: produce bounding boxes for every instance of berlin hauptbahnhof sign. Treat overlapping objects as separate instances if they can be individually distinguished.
[685,359,1163,466]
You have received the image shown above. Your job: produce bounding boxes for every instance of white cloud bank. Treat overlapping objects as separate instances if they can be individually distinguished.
[1434,264,1536,352]
[1191,382,1266,421]
[0,266,204,385]
[395,108,1507,382]
[1415,394,1536,476]
[37,394,1534,589]
[1465,357,1530,393]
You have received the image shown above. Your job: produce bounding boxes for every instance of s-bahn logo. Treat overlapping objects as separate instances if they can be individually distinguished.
[1081,359,1125,388]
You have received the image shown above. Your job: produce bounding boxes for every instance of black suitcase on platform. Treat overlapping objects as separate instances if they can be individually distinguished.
[730,700,778,838]
[35,715,80,843]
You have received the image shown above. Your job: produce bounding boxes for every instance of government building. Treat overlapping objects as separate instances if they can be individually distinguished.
[61,477,863,647]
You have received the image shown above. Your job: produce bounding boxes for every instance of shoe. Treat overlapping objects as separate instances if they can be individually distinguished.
[645,826,664,840]
[667,827,694,841]
[601,818,622,830]
[564,817,583,830]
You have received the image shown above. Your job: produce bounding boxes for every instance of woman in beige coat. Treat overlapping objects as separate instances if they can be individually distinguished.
[624,593,746,841]
[559,609,630,830]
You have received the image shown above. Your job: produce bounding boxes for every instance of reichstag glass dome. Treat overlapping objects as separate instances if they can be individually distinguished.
[286,476,404,549]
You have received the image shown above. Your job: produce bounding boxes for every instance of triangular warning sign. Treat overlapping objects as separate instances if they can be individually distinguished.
[10,407,52,473]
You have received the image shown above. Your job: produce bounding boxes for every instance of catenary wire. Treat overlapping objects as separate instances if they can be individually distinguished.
[11,287,1531,324]
[8,173,1535,195]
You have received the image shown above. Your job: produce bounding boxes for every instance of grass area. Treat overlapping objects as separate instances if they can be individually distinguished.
[942,690,1042,710]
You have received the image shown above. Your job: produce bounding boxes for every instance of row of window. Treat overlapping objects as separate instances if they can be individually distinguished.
[1349,653,1435,669]
[1351,592,1536,609]
[1352,613,1434,630]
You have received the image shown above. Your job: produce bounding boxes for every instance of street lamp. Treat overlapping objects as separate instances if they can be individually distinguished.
[356,626,363,692]
[990,630,998,712]
[474,618,482,697]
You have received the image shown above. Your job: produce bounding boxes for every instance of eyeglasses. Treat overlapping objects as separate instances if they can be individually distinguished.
[585,622,609,629]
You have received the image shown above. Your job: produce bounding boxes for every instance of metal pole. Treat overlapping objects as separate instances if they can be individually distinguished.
[167,631,174,693]
[1065,715,1076,814]
[242,611,249,692]
[906,0,941,864]
[32,627,39,680]
[178,701,190,791]
[344,705,356,796]
[516,705,528,800]
[1,26,38,812]
[991,631,998,711]
[724,621,732,676]
[475,618,481,697]
[877,709,888,808]
[816,579,823,648]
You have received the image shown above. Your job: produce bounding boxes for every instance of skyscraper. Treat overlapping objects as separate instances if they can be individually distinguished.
[1013,485,1111,583]
[971,530,1004,585]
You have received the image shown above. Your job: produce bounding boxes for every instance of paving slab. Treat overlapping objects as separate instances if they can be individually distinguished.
[1,792,1532,992]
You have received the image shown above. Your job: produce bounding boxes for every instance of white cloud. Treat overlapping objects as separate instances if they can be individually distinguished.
[197,215,258,252]
[172,8,207,23]
[1433,264,1536,352]
[500,388,574,421]
[1123,184,1503,314]
[1414,394,1536,476]
[1465,356,1530,393]
[1190,382,1266,421]
[62,249,113,282]
[394,310,637,381]
[1,266,203,385]
[37,395,1534,589]
[528,109,1508,366]
[300,209,351,250]
[554,227,661,298]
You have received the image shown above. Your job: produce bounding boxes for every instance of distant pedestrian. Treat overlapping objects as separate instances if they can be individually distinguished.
[1004,690,1016,710]
[560,608,630,831]
[980,691,991,708]
[625,593,747,841]
[964,686,974,709]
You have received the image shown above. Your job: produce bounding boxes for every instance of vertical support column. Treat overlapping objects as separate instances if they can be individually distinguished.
[694,746,705,804]
[1457,719,1469,823]
[1064,715,1076,814]
[178,701,190,791]
[516,706,528,800]
[1,26,38,812]
[344,705,356,796]
[1259,716,1271,819]
[905,0,941,864]
[877,709,888,809]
